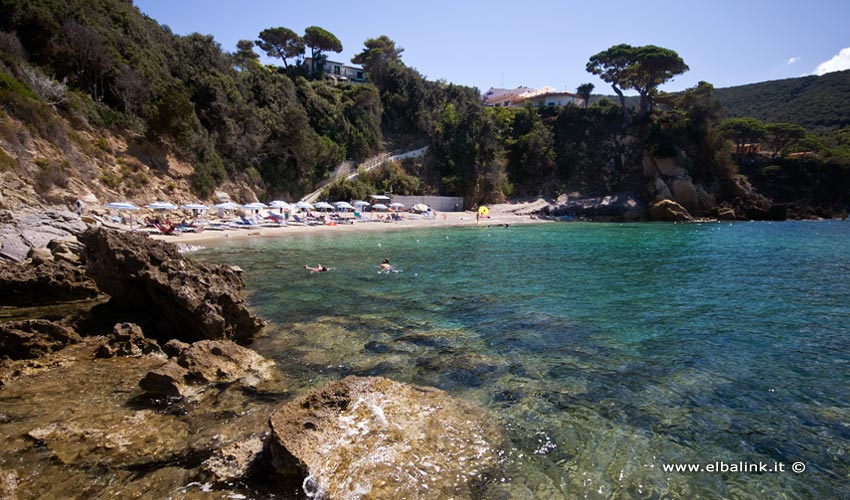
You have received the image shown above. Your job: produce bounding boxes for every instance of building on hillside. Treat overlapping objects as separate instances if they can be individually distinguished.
[482,86,535,107]
[303,58,367,83]
[482,86,583,108]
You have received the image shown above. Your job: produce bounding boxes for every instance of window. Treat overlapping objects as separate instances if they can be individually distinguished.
[356,71,363,80]
[334,65,341,75]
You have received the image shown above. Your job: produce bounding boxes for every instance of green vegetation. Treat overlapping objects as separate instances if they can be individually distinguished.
[0,0,846,213]
[715,70,850,133]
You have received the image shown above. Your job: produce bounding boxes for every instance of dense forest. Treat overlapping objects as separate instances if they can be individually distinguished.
[1,0,848,217]
[715,70,850,133]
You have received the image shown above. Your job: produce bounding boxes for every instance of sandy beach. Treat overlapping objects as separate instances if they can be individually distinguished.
[148,201,552,246]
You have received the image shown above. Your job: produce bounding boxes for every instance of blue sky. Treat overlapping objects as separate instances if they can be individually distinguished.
[134,0,850,95]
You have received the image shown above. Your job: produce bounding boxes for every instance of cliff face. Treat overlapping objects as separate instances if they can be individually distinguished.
[0,110,204,211]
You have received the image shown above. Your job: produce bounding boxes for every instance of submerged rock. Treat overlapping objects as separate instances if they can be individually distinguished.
[80,227,265,343]
[0,319,81,360]
[269,376,505,500]
[201,435,267,485]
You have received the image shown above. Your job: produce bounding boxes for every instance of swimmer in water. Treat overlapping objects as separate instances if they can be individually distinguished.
[380,258,393,271]
[305,264,329,273]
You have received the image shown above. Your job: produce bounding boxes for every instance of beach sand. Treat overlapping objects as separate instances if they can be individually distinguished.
[149,201,551,246]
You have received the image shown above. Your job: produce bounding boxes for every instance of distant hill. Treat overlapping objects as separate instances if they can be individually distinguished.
[714,70,850,132]
[590,70,850,133]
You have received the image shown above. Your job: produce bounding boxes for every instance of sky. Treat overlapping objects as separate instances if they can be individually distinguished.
[133,0,850,95]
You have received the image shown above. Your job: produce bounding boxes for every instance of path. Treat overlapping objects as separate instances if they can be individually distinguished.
[300,146,428,203]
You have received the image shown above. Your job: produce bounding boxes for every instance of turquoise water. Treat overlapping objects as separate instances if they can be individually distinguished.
[196,221,850,499]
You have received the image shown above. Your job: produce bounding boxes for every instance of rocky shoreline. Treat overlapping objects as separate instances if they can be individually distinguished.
[0,211,506,499]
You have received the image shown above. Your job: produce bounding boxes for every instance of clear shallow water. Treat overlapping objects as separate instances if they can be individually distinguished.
[197,221,850,499]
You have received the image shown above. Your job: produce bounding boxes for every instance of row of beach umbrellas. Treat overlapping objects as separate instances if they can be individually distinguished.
[104,200,415,213]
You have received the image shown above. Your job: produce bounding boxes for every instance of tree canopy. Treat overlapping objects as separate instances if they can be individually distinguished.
[255,27,303,68]
[351,35,404,89]
[303,26,342,74]
[587,44,688,121]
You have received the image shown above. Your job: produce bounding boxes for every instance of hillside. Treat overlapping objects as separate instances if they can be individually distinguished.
[591,71,850,133]
[714,70,850,133]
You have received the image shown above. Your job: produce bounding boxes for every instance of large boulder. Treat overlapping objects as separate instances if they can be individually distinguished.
[649,199,694,222]
[80,227,264,343]
[671,178,699,213]
[0,319,82,360]
[269,376,505,500]
[0,210,86,262]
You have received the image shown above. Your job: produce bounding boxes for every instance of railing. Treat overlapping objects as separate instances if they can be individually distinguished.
[300,146,428,203]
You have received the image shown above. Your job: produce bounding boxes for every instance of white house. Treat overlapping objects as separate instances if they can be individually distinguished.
[482,86,583,108]
[482,86,535,107]
[303,57,366,83]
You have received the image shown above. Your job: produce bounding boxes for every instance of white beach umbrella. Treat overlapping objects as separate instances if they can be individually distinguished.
[315,201,334,210]
[146,201,177,210]
[353,200,371,208]
[242,202,268,210]
[334,201,355,210]
[213,202,241,210]
[181,203,209,211]
[270,200,291,209]
[105,202,139,211]
[372,203,389,210]
[412,203,429,212]
[295,201,314,210]
[389,202,405,209]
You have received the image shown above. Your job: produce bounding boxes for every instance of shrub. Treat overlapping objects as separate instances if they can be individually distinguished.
[34,157,69,192]
[100,170,121,188]
[0,147,14,172]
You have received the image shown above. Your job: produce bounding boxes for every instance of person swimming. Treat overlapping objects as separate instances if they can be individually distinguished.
[380,259,393,271]
[305,264,329,273]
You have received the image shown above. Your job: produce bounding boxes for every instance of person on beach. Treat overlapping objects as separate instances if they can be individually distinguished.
[305,264,329,273]
[380,258,393,271]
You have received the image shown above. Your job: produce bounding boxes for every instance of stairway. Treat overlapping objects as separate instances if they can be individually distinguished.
[300,146,428,203]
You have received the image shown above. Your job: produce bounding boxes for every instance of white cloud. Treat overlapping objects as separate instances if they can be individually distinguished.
[787,56,800,65]
[815,47,850,75]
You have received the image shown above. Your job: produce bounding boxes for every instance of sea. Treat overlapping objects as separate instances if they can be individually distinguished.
[195,220,850,499]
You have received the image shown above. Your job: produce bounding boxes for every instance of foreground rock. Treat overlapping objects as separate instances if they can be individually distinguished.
[80,227,265,343]
[0,319,81,360]
[0,258,100,307]
[269,376,505,500]
[0,340,280,498]
[139,339,275,399]
[94,323,161,358]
